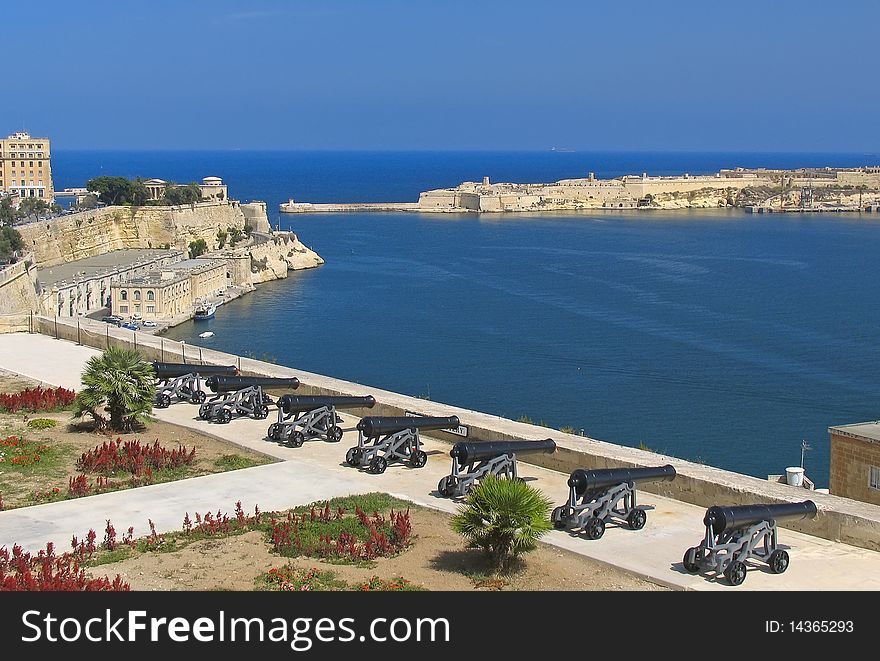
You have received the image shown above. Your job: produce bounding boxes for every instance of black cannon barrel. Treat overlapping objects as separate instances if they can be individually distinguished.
[357,415,460,437]
[279,394,376,415]
[152,362,238,379]
[703,500,817,535]
[451,439,556,464]
[568,464,677,494]
[205,375,301,393]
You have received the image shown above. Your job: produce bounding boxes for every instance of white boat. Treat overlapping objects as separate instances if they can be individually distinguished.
[198,331,214,338]
[194,304,216,320]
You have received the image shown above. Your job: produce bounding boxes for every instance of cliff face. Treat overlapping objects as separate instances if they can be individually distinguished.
[247,232,324,284]
[18,201,250,268]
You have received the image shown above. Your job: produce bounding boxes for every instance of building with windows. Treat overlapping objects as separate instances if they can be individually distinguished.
[142,176,228,203]
[829,422,880,506]
[0,131,54,203]
[37,249,185,318]
[109,259,226,320]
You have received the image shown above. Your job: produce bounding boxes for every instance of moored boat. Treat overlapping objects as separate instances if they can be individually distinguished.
[194,304,216,320]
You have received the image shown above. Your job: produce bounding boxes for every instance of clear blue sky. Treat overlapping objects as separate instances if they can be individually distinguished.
[7,0,880,151]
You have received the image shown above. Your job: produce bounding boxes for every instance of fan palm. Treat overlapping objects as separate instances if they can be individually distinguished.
[451,476,552,570]
[73,347,156,431]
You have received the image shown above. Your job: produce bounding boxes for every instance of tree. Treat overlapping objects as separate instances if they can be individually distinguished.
[18,197,49,220]
[87,176,134,205]
[188,238,208,258]
[72,347,156,431]
[75,193,98,211]
[0,197,15,226]
[451,476,552,571]
[164,182,202,206]
[129,178,150,206]
[216,229,228,249]
[0,226,24,262]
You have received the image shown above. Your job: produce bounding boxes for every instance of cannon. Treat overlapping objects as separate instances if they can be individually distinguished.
[437,438,557,497]
[345,415,460,474]
[682,500,818,586]
[198,375,300,423]
[551,465,676,540]
[151,362,237,408]
[268,394,376,447]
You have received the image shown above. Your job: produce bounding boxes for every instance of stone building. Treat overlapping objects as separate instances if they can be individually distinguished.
[37,249,185,318]
[829,422,880,506]
[0,131,54,202]
[142,176,228,203]
[109,259,226,320]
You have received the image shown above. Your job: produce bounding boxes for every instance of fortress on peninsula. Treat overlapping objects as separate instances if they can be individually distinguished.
[281,165,880,214]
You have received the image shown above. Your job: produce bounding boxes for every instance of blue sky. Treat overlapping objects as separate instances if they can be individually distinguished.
[5,0,879,151]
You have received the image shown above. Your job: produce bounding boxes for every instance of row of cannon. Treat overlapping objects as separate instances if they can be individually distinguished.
[152,362,819,586]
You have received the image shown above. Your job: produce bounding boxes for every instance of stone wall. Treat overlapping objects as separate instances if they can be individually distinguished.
[830,430,880,506]
[28,315,880,553]
[17,201,248,268]
[0,257,39,315]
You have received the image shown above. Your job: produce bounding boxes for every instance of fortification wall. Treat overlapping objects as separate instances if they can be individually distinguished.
[0,257,40,315]
[17,201,248,268]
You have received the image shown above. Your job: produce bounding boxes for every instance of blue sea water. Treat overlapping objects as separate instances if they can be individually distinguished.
[52,151,880,486]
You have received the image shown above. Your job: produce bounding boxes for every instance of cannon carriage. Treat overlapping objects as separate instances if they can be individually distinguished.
[268,394,376,446]
[552,465,676,540]
[152,362,238,408]
[437,438,557,497]
[345,415,460,474]
[197,375,300,423]
[682,500,818,585]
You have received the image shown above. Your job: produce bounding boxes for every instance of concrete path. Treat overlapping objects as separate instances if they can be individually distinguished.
[1,332,879,591]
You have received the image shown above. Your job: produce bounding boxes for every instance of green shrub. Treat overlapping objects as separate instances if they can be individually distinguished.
[26,418,57,430]
[451,476,552,570]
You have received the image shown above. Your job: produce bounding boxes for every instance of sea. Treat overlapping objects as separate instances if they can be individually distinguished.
[52,150,880,486]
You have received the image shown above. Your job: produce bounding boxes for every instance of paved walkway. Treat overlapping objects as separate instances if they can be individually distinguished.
[1,332,879,591]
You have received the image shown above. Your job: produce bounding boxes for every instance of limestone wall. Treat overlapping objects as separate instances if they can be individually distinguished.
[17,201,248,268]
[0,257,39,315]
[241,201,271,233]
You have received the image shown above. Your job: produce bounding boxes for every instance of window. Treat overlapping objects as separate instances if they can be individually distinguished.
[120,305,128,313]
[147,290,154,301]
[133,291,141,301]
[871,466,880,491]
[120,290,127,301]
[146,305,155,313]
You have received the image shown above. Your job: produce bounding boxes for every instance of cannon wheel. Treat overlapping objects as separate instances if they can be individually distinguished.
[345,447,362,466]
[627,508,647,531]
[254,405,269,420]
[724,560,747,586]
[369,456,388,474]
[584,517,606,540]
[198,404,212,420]
[438,476,457,497]
[682,547,701,573]
[768,549,789,574]
[327,425,343,442]
[289,431,305,448]
[409,450,428,468]
[551,506,569,530]
[157,393,172,408]
[190,390,206,404]
[219,408,233,424]
[267,423,280,441]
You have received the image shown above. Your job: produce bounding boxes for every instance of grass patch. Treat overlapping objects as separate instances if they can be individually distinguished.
[89,546,135,567]
[0,433,68,474]
[256,565,424,592]
[213,454,264,471]
[26,418,57,430]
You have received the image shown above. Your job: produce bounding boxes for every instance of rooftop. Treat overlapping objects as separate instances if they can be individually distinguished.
[829,421,880,444]
[37,249,184,288]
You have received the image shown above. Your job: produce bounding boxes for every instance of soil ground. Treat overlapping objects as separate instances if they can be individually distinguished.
[96,508,668,592]
[0,370,273,508]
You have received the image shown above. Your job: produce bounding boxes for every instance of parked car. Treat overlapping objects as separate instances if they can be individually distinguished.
[131,312,143,321]
[101,316,123,326]
[121,322,140,331]
[142,320,157,328]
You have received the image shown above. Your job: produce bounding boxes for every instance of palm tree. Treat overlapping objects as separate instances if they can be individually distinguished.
[451,476,552,571]
[73,347,156,431]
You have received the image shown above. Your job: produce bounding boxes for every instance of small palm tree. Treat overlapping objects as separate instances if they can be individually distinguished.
[73,347,156,431]
[451,476,552,571]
